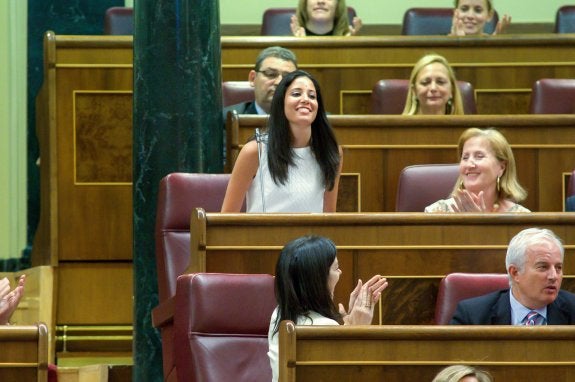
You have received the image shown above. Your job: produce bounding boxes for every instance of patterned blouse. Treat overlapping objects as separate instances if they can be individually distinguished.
[425,198,531,213]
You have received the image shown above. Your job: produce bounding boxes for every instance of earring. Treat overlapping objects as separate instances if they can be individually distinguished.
[496,176,500,192]
[446,98,453,114]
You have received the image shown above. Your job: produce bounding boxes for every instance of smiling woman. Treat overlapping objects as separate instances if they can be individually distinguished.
[291,0,362,36]
[221,70,343,213]
[450,0,511,35]
[425,127,529,213]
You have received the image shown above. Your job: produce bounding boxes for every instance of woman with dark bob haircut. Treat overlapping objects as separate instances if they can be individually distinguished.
[222,70,342,213]
[268,235,388,381]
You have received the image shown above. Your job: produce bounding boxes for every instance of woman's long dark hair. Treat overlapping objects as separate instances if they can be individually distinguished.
[266,70,340,190]
[272,235,341,335]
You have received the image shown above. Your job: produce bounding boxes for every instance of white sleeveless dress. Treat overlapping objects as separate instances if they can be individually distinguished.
[246,143,325,213]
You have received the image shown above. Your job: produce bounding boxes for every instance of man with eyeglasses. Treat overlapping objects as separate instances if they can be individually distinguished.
[223,46,298,119]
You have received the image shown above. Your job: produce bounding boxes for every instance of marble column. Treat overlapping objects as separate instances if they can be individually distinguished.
[133,0,223,380]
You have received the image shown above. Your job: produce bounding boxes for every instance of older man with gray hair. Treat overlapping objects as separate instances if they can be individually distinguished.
[450,228,575,325]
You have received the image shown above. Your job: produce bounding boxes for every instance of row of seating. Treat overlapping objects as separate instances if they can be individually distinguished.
[223,78,575,114]
[104,6,575,35]
[158,270,511,381]
[153,171,574,379]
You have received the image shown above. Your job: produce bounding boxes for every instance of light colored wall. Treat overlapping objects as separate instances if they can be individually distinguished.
[0,0,27,259]
[219,0,564,25]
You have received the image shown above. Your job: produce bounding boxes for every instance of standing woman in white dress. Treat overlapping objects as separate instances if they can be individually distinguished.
[221,70,342,213]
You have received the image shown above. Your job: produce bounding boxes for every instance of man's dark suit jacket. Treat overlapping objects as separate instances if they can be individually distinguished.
[450,289,575,325]
[222,101,259,122]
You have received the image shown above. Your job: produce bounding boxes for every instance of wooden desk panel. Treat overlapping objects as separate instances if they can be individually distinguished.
[228,114,575,212]
[221,35,575,115]
[190,211,575,324]
[0,324,49,382]
[278,323,575,381]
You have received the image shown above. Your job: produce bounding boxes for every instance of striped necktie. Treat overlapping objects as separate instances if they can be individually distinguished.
[523,310,544,326]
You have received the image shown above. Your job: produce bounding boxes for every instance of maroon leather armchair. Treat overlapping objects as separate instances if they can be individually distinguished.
[434,273,509,324]
[174,273,276,382]
[370,79,477,115]
[222,81,254,107]
[260,7,357,36]
[554,5,575,33]
[401,7,498,35]
[152,173,243,381]
[103,7,133,35]
[529,78,575,114]
[395,164,459,212]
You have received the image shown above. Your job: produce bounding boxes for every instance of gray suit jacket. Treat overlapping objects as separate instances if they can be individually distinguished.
[450,289,575,325]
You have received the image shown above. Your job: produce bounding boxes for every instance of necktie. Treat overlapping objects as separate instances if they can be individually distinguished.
[523,311,544,326]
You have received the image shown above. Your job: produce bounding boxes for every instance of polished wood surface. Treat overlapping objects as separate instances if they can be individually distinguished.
[228,114,575,212]
[278,322,575,381]
[190,210,575,324]
[32,32,575,361]
[0,323,49,382]
[32,31,133,361]
[0,266,55,361]
[221,34,575,114]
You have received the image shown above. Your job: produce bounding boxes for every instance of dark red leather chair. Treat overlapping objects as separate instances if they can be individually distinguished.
[529,78,575,114]
[222,81,254,107]
[435,273,509,324]
[260,7,357,36]
[554,5,575,33]
[396,164,460,212]
[174,273,276,382]
[152,173,243,381]
[103,7,133,35]
[401,7,498,35]
[370,79,477,115]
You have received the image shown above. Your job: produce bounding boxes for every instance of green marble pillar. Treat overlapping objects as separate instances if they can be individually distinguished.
[133,0,223,380]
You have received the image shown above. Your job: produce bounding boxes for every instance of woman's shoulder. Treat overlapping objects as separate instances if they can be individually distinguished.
[298,311,339,326]
[506,202,531,213]
[236,140,260,161]
[424,198,455,213]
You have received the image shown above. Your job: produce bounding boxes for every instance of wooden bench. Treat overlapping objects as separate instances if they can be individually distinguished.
[189,210,575,324]
[221,34,575,114]
[227,113,575,212]
[278,322,575,381]
[0,323,49,381]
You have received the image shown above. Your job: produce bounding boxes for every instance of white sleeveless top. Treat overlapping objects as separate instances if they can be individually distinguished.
[246,143,325,213]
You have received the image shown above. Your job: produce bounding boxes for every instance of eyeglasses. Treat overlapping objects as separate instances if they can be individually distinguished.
[256,68,291,80]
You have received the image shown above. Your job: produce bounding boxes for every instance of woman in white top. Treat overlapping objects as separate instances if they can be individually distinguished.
[268,235,388,382]
[425,127,530,213]
[221,70,342,213]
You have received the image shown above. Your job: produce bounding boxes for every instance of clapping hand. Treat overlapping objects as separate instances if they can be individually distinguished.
[290,15,306,37]
[450,9,466,36]
[347,17,363,36]
[0,275,26,325]
[453,189,487,212]
[339,275,388,325]
[493,14,511,35]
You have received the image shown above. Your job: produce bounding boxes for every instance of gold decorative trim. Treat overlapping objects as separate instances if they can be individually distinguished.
[0,363,39,368]
[295,361,575,366]
[56,64,133,69]
[205,245,513,250]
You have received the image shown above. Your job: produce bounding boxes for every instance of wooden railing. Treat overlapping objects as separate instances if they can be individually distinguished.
[278,322,575,381]
[190,210,575,324]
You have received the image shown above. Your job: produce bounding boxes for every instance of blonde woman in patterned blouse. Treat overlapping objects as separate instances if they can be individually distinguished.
[425,128,529,213]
